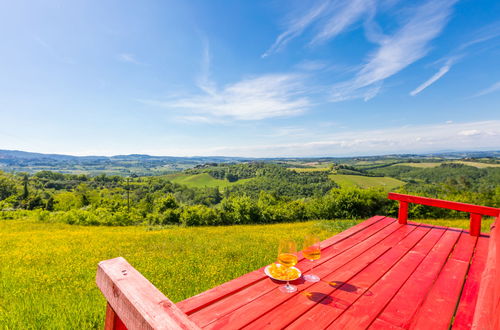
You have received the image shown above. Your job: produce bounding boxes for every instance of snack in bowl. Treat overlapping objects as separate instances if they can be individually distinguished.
[265,263,301,281]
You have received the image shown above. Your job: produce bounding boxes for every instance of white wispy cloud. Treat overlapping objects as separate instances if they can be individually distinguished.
[142,39,310,121]
[196,38,216,95]
[409,21,500,96]
[330,0,457,101]
[310,0,375,46]
[458,21,500,50]
[176,115,227,124]
[263,0,377,57]
[262,1,331,57]
[263,127,308,138]
[145,73,310,121]
[471,81,500,98]
[202,120,500,157]
[458,129,481,136]
[410,62,451,96]
[117,53,143,65]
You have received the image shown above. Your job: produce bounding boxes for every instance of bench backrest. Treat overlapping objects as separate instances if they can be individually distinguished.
[388,192,499,236]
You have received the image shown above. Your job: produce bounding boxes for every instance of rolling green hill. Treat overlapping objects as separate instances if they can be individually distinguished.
[329,174,405,191]
[166,173,252,188]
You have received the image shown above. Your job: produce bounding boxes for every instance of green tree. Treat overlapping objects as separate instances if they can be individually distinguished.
[22,174,29,200]
[0,174,16,201]
[46,196,55,211]
[156,194,179,213]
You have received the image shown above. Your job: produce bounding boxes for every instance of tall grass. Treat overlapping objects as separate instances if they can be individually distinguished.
[0,217,493,328]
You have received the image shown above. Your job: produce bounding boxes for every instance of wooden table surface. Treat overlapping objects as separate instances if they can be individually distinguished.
[177,216,489,329]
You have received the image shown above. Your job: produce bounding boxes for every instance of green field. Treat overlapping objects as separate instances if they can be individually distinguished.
[289,167,331,172]
[166,173,252,188]
[392,161,500,168]
[329,174,405,191]
[393,162,442,168]
[452,161,500,168]
[1,218,493,328]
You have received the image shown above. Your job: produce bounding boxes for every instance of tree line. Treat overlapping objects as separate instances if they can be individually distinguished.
[0,162,498,226]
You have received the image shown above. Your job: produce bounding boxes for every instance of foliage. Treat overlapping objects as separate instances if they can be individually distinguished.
[0,161,498,227]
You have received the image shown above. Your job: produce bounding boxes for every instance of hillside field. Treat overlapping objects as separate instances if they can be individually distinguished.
[329,174,405,191]
[0,218,494,328]
[165,172,252,188]
[391,161,500,169]
[289,167,331,172]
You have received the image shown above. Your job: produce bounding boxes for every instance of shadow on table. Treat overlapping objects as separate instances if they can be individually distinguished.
[301,291,353,309]
[302,291,334,305]
[328,281,373,296]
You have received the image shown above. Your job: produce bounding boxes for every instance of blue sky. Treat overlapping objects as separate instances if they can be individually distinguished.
[0,0,499,157]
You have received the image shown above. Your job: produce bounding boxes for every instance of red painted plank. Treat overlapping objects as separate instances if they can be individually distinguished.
[191,219,402,327]
[388,193,500,217]
[325,229,457,330]
[237,225,424,330]
[450,233,478,262]
[241,225,431,330]
[286,226,447,330]
[369,318,404,330]
[472,217,499,329]
[177,216,386,314]
[452,236,489,329]
[377,228,466,328]
[105,303,127,330]
[190,215,401,326]
[409,233,478,330]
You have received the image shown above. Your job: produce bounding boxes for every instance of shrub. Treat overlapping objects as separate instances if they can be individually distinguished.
[220,196,261,225]
[180,205,220,226]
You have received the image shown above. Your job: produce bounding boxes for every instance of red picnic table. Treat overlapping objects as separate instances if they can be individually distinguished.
[96,193,500,329]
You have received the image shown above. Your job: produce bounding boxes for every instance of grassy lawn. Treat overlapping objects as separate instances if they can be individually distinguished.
[0,217,493,328]
[329,174,405,191]
[165,173,252,188]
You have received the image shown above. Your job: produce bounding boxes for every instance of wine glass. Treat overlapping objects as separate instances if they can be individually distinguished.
[302,235,321,282]
[277,239,298,293]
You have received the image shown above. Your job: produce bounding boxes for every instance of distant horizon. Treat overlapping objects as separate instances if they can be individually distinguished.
[1,147,498,160]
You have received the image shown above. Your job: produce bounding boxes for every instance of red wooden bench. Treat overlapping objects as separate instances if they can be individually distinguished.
[96,193,500,329]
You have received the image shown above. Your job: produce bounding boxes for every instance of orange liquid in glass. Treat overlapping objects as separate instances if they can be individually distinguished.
[303,247,321,260]
[278,253,298,267]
